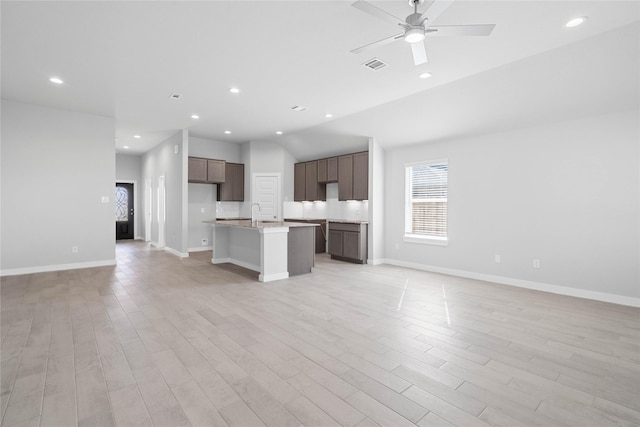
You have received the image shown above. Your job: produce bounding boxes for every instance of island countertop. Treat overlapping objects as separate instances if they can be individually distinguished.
[203,219,319,229]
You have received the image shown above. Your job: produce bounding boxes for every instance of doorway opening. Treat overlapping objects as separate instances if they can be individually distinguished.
[115,182,135,240]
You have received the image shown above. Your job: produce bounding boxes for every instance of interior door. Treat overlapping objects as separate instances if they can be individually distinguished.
[115,182,134,240]
[253,174,280,221]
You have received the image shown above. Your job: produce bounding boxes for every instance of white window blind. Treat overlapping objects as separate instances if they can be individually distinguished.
[405,160,448,242]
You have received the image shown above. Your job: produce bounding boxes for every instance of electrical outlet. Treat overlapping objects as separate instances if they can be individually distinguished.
[101,196,109,203]
[72,246,79,253]
[533,258,541,269]
[201,238,208,246]
[494,254,501,264]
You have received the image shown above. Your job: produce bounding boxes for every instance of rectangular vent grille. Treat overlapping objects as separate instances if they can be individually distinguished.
[290,105,308,112]
[363,58,388,71]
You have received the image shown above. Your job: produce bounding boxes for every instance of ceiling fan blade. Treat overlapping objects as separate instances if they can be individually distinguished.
[410,42,428,65]
[418,0,454,24]
[352,0,406,27]
[427,24,496,36]
[351,33,404,54]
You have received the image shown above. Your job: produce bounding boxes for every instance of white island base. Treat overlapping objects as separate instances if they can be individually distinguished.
[207,221,317,282]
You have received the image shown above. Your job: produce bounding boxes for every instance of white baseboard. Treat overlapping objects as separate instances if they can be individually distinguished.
[165,247,189,258]
[367,258,385,266]
[380,258,640,308]
[188,246,213,252]
[1,259,116,277]
[150,241,162,248]
[259,272,289,282]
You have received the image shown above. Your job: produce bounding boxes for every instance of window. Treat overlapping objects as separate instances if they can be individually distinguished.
[405,160,448,245]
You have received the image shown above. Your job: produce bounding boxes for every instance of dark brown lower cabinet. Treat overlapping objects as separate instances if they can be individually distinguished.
[285,219,326,253]
[328,222,367,264]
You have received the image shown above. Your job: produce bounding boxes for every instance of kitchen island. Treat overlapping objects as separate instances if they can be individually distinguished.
[203,220,319,282]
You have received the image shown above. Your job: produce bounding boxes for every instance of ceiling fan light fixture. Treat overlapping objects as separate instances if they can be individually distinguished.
[404,27,425,43]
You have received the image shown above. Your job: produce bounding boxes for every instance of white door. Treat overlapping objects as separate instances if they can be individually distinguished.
[158,175,166,247]
[253,174,280,221]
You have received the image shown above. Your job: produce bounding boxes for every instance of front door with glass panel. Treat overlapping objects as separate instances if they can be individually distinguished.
[115,182,134,240]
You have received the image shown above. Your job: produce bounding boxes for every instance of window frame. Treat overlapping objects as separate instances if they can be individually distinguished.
[404,159,449,246]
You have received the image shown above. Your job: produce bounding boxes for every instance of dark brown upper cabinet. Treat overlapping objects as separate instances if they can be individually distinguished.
[294,161,326,202]
[318,157,338,183]
[338,151,368,201]
[188,157,226,183]
[294,162,306,201]
[327,157,338,182]
[338,155,354,200]
[217,162,244,201]
[353,151,369,201]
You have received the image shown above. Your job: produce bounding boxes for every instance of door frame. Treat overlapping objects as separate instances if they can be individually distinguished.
[144,178,152,242]
[116,180,138,239]
[157,175,166,248]
[252,173,282,221]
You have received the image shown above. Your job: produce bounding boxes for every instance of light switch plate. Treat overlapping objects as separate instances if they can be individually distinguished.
[101,196,109,203]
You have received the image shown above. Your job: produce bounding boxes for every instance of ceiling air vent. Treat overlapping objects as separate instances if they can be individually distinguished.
[290,105,308,112]
[169,92,182,100]
[363,58,388,71]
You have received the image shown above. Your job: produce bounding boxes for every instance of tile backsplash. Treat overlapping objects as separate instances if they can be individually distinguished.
[283,183,369,221]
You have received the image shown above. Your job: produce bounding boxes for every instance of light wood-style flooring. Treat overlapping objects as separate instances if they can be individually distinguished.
[1,240,639,426]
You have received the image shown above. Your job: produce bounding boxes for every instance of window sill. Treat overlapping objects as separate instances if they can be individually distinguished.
[403,235,448,246]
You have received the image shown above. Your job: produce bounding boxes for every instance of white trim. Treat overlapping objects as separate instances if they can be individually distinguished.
[404,235,448,246]
[259,272,289,282]
[188,246,213,252]
[404,158,448,168]
[165,246,189,258]
[367,258,385,266]
[1,259,116,277]
[150,241,163,248]
[380,258,640,308]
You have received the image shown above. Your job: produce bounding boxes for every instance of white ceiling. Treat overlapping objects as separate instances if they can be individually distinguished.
[2,1,639,159]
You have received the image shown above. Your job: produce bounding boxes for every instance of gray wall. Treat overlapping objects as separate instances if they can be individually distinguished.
[141,130,188,255]
[384,109,639,300]
[188,136,242,250]
[1,100,115,273]
[115,153,142,238]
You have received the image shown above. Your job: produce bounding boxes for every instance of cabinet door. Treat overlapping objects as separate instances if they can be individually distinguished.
[342,231,361,260]
[328,229,343,256]
[207,159,225,183]
[294,163,306,201]
[232,163,244,201]
[305,161,318,201]
[353,151,368,200]
[338,155,353,200]
[188,157,207,183]
[327,157,338,182]
[317,158,328,183]
[218,163,233,201]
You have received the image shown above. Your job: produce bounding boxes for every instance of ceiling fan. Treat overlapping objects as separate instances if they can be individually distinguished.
[351,0,495,65]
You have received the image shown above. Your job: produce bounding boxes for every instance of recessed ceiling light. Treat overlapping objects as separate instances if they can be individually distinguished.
[191,114,200,119]
[566,16,588,28]
[419,72,432,79]
[276,131,283,135]
[224,130,231,134]
[49,77,64,84]
[229,87,240,94]
[324,113,333,118]
[123,146,129,149]
[133,135,141,139]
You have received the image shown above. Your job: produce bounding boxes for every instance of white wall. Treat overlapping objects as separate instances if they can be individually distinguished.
[383,110,639,304]
[1,100,115,274]
[187,136,242,250]
[141,130,188,255]
[115,153,142,238]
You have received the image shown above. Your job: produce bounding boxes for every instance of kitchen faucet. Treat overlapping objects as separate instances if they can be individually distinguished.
[251,203,261,226]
